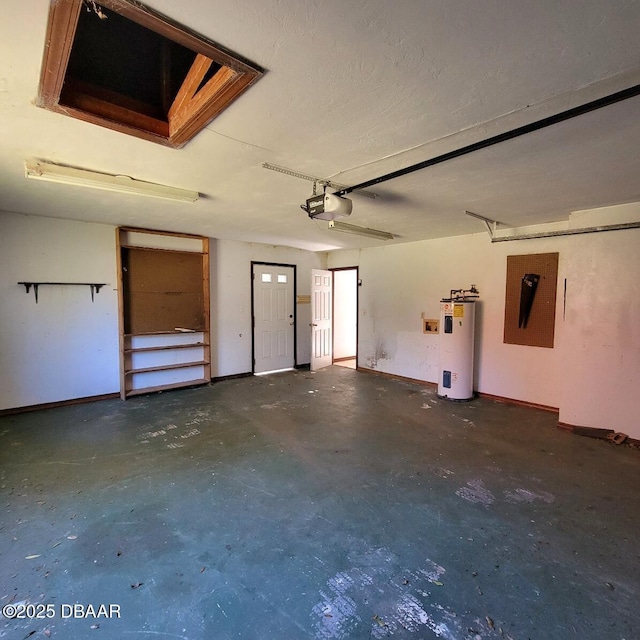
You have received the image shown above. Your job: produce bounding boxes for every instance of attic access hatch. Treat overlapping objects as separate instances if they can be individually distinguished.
[37,0,263,148]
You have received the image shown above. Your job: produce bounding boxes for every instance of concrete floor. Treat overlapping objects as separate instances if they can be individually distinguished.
[1,367,638,640]
[334,359,357,370]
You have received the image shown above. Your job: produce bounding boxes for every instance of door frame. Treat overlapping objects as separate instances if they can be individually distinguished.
[330,266,359,366]
[251,261,297,374]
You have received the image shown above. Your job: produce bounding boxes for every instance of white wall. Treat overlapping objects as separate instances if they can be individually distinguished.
[3,211,637,441]
[330,233,565,407]
[333,269,357,359]
[210,239,327,377]
[0,212,120,409]
[559,229,640,434]
[0,215,327,408]
[328,228,640,438]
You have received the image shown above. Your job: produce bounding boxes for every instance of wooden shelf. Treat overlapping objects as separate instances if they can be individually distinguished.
[125,379,209,397]
[119,244,206,255]
[125,360,209,376]
[125,342,208,354]
[18,281,106,303]
[124,330,204,337]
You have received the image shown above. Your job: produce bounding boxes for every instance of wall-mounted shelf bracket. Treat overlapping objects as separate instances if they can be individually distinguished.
[18,282,106,303]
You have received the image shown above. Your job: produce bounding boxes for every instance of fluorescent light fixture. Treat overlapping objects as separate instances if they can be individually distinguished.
[25,160,199,202]
[328,220,394,240]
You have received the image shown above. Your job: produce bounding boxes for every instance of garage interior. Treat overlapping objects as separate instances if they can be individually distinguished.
[1,1,639,639]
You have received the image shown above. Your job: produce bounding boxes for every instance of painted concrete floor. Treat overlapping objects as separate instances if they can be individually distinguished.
[1,367,639,640]
[334,359,357,370]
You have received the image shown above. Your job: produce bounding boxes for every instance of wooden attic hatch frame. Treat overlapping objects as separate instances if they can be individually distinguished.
[37,0,263,148]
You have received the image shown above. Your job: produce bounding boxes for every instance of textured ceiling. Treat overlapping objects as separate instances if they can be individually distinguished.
[1,0,639,251]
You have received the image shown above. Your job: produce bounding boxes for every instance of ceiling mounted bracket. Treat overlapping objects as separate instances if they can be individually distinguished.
[464,210,502,239]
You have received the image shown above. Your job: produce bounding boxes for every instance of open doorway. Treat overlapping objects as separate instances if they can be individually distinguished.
[332,267,358,369]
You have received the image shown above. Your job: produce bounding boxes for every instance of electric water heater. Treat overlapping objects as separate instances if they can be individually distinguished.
[438,286,479,401]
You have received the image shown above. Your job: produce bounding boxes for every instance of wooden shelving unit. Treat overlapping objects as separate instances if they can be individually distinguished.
[116,228,211,399]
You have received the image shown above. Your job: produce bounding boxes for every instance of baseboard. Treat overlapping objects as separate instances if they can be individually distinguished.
[0,392,120,416]
[214,366,309,380]
[356,366,437,389]
[333,356,356,363]
[356,366,559,413]
[211,372,252,383]
[477,391,558,413]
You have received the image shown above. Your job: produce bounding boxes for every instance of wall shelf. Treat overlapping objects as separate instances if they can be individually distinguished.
[18,281,106,303]
[124,379,210,398]
[124,330,199,337]
[125,360,210,376]
[124,342,208,354]
[116,227,210,399]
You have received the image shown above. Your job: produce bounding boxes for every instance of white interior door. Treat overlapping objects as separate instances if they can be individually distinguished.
[311,269,332,371]
[253,264,295,374]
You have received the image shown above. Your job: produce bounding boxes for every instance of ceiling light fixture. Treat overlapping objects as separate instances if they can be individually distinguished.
[328,220,394,240]
[25,160,199,202]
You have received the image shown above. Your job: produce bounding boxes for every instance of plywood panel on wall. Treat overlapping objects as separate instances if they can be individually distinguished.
[122,248,205,334]
[504,252,559,348]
